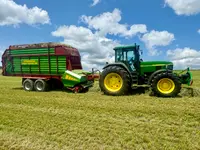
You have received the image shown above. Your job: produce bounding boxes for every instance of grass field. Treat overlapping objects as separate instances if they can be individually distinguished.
[0,70,200,150]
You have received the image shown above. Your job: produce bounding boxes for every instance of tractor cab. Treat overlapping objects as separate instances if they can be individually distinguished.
[113,44,141,72]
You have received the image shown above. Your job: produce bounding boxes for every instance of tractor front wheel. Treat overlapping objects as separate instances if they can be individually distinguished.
[151,72,181,97]
[99,66,131,96]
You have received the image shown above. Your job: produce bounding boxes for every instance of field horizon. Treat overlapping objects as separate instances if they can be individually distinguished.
[0,70,200,149]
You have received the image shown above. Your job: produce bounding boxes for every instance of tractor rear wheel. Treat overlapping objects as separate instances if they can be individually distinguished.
[151,72,181,97]
[99,66,131,96]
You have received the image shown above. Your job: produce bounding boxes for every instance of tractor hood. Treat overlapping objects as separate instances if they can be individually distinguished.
[140,61,174,73]
[140,61,173,66]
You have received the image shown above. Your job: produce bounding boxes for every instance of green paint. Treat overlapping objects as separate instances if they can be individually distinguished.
[114,45,137,50]
[140,61,173,75]
[61,70,95,88]
[110,44,193,86]
[10,48,55,55]
[61,70,87,87]
[3,43,95,90]
[5,47,67,75]
[187,70,193,86]
[71,69,92,76]
[5,60,12,74]
[140,61,173,67]
[178,68,193,86]
[11,56,66,75]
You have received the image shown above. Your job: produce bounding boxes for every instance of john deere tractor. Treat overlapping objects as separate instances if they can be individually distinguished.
[99,44,193,97]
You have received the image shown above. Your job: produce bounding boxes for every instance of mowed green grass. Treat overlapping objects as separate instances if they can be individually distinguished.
[0,70,200,150]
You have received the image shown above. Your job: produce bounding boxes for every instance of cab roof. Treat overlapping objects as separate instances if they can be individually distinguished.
[113,44,139,51]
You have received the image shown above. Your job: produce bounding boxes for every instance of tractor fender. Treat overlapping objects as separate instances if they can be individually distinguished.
[147,69,172,85]
[103,63,132,77]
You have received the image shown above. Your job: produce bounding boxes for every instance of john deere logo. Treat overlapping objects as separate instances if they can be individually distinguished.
[65,75,78,81]
[21,60,38,65]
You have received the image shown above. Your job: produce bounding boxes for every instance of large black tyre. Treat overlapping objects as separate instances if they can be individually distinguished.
[151,72,181,97]
[34,79,49,92]
[99,66,131,96]
[23,79,34,91]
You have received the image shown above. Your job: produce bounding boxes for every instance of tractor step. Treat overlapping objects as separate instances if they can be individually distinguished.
[131,71,138,75]
[131,71,138,83]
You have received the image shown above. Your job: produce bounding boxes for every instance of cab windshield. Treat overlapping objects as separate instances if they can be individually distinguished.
[115,49,135,62]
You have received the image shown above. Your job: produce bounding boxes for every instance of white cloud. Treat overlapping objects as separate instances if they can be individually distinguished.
[198,29,200,34]
[167,47,200,60]
[141,30,175,56]
[52,9,148,71]
[164,0,200,16]
[91,0,101,7]
[81,8,147,37]
[0,0,50,26]
[52,25,118,71]
[167,47,200,69]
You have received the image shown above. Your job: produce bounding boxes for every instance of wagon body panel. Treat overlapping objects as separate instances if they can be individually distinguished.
[1,42,82,77]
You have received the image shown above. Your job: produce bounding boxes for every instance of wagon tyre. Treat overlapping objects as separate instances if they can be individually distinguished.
[99,66,131,96]
[23,79,34,91]
[151,72,181,97]
[34,79,49,92]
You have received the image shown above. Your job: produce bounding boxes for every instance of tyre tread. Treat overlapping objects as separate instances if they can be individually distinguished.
[150,72,181,97]
[99,66,131,96]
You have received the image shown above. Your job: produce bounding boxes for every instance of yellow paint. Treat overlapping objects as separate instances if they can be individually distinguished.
[140,64,169,67]
[104,73,123,92]
[21,60,38,65]
[157,78,175,94]
[65,75,78,81]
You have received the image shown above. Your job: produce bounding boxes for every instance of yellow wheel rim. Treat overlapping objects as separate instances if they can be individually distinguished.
[157,78,175,94]
[104,73,123,92]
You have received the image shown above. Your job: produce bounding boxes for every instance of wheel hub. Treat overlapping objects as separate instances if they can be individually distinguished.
[36,82,43,91]
[104,73,123,92]
[25,82,31,90]
[157,78,175,94]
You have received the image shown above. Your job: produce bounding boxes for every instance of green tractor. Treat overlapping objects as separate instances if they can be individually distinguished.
[99,44,193,97]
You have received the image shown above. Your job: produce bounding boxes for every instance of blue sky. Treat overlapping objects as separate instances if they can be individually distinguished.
[0,0,200,70]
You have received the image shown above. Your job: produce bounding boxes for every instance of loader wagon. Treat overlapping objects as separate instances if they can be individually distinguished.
[1,42,96,93]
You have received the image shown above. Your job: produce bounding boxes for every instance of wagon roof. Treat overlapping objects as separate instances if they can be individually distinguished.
[9,42,76,50]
